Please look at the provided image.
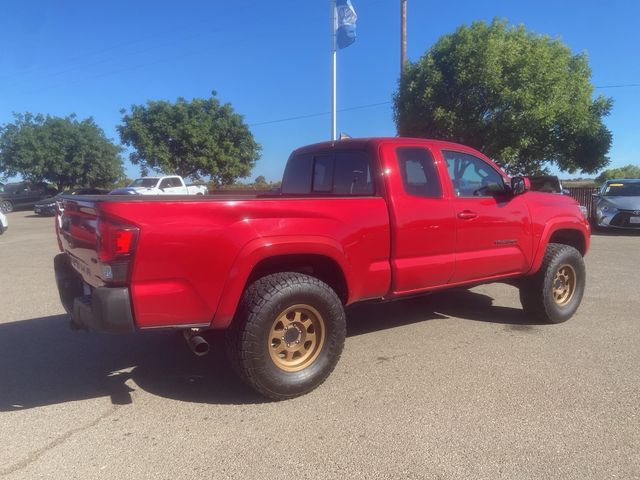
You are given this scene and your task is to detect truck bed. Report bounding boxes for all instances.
[58,194,392,330]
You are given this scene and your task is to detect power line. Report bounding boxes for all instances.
[595,83,640,89]
[250,82,640,127]
[249,101,391,127]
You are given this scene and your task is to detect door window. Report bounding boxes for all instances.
[443,151,505,197]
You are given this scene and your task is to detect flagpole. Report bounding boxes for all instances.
[331,0,337,141]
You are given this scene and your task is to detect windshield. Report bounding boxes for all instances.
[604,182,640,196]
[129,178,158,188]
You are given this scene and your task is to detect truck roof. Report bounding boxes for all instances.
[291,137,491,157]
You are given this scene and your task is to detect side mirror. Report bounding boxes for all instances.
[511,176,530,196]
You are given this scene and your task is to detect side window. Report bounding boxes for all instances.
[312,155,334,192]
[333,151,374,195]
[443,151,505,197]
[397,147,442,198]
[159,178,172,189]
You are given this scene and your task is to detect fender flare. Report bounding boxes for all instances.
[211,235,353,328]
[528,217,590,275]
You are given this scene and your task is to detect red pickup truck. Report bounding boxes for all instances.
[54,138,590,399]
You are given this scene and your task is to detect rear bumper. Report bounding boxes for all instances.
[54,253,136,333]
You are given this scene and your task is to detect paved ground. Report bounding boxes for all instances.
[0,211,638,479]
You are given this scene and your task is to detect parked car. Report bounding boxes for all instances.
[109,176,207,195]
[529,175,564,194]
[54,137,590,400]
[34,188,109,216]
[0,182,57,213]
[591,179,640,230]
[0,210,7,234]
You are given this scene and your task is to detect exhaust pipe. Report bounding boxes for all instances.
[183,329,210,357]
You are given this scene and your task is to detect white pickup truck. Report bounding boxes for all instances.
[111,176,208,195]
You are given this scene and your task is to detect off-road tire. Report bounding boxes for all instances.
[226,272,346,400]
[519,243,585,324]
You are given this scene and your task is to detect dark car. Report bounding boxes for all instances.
[592,179,640,230]
[529,175,569,194]
[34,188,109,216]
[0,182,57,213]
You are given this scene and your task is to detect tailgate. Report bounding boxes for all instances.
[58,197,138,288]
[58,198,103,287]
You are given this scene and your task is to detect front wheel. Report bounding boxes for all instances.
[226,272,346,400]
[519,243,586,324]
[0,200,13,213]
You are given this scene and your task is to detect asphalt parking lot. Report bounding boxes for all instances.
[0,211,638,480]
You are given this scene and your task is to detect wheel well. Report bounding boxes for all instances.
[548,229,586,255]
[247,254,348,304]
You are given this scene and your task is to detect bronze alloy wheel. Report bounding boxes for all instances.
[552,264,577,307]
[268,304,325,372]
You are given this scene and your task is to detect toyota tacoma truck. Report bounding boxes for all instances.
[54,138,590,399]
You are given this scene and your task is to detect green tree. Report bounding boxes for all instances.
[254,175,267,186]
[118,92,261,185]
[0,113,124,190]
[595,164,640,184]
[394,19,613,175]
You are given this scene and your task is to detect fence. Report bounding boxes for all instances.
[565,187,598,219]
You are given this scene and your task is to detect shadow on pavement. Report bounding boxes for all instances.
[347,288,541,338]
[0,290,535,410]
[0,315,261,411]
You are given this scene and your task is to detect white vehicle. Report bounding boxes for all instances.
[110,176,207,195]
[0,211,7,235]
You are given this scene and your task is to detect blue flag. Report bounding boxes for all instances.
[336,0,357,49]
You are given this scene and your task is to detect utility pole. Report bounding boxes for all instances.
[400,0,407,77]
[331,0,337,141]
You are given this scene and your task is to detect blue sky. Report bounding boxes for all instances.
[1,0,638,182]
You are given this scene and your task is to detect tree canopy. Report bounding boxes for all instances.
[394,19,613,175]
[0,113,124,190]
[117,93,261,185]
[595,164,640,184]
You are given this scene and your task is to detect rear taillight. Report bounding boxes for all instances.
[96,218,139,285]
[96,218,140,285]
[97,219,139,262]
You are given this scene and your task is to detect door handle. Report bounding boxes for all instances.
[458,210,478,220]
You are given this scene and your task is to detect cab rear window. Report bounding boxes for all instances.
[282,151,374,196]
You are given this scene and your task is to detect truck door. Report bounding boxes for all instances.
[441,150,532,283]
[160,177,186,194]
[383,144,456,294]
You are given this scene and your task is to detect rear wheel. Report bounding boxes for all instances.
[0,200,13,213]
[519,243,585,323]
[226,272,346,400]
